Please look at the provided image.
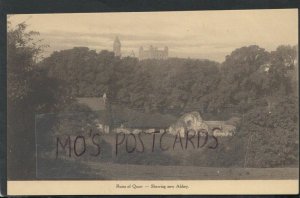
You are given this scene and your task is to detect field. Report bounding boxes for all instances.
[80,161,298,180]
[37,151,298,180]
[37,133,299,180]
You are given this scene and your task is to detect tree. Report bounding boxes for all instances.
[240,96,298,167]
[7,22,72,179]
[267,45,297,95]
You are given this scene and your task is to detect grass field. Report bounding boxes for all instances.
[80,161,298,180]
[37,155,299,180]
[38,133,298,180]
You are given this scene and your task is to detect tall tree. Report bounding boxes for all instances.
[7,22,72,179]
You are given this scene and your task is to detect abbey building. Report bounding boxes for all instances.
[112,36,168,60]
[139,45,168,60]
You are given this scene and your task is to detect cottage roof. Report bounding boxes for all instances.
[111,106,177,129]
[205,121,225,128]
[123,113,177,129]
[76,97,105,111]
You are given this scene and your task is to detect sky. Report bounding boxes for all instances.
[9,9,298,62]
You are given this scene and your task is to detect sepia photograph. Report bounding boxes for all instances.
[6,8,299,194]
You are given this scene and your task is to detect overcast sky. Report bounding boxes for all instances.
[9,9,298,62]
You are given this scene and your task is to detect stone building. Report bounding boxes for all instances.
[168,111,237,137]
[139,45,168,60]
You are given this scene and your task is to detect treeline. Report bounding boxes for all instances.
[39,43,298,168]
[40,48,220,115]
[41,45,298,118]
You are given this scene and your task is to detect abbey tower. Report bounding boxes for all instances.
[113,36,121,57]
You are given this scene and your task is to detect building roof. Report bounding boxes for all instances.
[123,113,177,129]
[74,99,176,128]
[205,120,236,134]
[111,106,177,129]
[76,97,106,111]
[205,121,225,128]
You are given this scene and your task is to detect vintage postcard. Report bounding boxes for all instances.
[6,9,299,195]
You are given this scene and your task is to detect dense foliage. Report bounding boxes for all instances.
[8,21,298,177]
[7,22,73,179]
[39,44,299,168]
